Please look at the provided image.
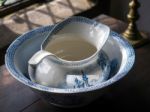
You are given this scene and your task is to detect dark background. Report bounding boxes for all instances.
[110,0,150,33]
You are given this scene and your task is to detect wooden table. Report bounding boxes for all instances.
[1,15,150,112]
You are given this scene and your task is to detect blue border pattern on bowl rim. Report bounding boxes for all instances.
[5,25,135,94]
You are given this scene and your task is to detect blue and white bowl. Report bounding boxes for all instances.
[5,25,135,108]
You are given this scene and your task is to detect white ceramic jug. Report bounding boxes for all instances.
[28,17,110,88]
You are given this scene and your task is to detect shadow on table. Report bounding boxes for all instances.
[33,94,150,112]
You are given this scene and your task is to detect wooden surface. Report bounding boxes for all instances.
[1,15,150,112]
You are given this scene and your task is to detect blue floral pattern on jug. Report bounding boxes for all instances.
[97,52,107,70]
[74,71,90,88]
[109,58,118,78]
[69,51,110,89]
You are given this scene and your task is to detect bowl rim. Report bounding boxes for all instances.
[5,25,135,94]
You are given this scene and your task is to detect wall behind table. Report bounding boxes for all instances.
[110,0,150,33]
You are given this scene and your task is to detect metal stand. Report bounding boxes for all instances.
[122,0,149,48]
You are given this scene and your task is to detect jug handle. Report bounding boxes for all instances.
[28,50,51,80]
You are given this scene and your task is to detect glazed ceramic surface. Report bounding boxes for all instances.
[5,25,135,108]
[28,17,110,89]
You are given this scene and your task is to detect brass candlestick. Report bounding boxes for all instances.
[122,0,149,48]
